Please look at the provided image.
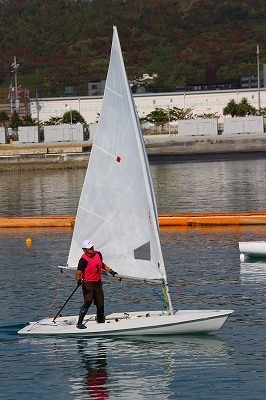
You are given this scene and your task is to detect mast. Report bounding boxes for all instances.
[164,279,174,315]
[113,26,174,314]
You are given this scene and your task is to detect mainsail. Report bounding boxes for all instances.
[67,27,170,295]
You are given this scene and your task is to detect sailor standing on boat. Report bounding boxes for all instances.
[75,239,117,329]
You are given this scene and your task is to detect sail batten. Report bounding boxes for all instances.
[93,144,122,160]
[78,206,105,219]
[105,86,123,97]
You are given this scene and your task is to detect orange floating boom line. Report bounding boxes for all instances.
[0,216,76,228]
[159,212,266,226]
[2,212,266,228]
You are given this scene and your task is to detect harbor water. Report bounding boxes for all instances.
[0,156,266,399]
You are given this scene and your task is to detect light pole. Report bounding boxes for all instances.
[65,105,73,141]
[168,98,173,135]
[257,44,261,110]
[10,56,19,111]
[167,106,170,135]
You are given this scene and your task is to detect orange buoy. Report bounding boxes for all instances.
[25,237,32,247]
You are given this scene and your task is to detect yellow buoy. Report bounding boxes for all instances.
[26,237,32,247]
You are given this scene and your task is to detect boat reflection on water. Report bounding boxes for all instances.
[68,335,231,398]
[20,332,232,398]
[23,334,231,397]
[240,260,266,283]
[76,340,108,399]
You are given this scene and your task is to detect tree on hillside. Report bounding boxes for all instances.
[144,108,169,131]
[1,0,266,96]
[195,112,220,119]
[142,106,196,131]
[43,116,63,126]
[0,111,9,127]
[223,97,257,117]
[258,107,266,116]
[223,99,238,117]
[20,115,39,126]
[62,110,86,125]
[9,111,20,129]
[170,107,193,120]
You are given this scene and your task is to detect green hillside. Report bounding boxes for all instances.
[0,0,265,97]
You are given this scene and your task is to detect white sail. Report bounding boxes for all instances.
[67,27,167,285]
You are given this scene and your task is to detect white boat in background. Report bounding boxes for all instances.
[18,27,233,337]
[239,241,266,261]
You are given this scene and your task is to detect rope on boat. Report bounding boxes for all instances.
[44,268,180,319]
[46,267,74,317]
[151,287,167,310]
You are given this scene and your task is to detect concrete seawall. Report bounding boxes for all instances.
[0,152,90,171]
[2,212,266,228]
[1,133,266,171]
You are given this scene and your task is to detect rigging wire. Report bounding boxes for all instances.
[46,267,74,317]
[151,287,167,310]
[44,269,181,319]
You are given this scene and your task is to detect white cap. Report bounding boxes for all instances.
[82,239,94,249]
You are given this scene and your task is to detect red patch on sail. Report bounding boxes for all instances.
[116,156,121,162]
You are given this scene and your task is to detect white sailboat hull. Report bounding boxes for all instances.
[239,241,266,260]
[18,309,233,336]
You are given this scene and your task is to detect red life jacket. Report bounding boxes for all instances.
[81,251,103,282]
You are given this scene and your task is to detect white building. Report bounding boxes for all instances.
[30,87,266,126]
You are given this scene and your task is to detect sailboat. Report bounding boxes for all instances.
[239,241,266,261]
[18,27,233,336]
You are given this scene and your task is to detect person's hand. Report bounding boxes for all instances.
[109,269,118,277]
[77,279,83,286]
